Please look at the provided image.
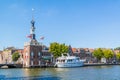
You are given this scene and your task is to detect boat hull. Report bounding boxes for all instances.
[56,62,84,68]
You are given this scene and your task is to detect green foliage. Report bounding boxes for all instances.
[93,48,103,60]
[103,49,114,59]
[49,42,69,58]
[12,52,20,61]
[116,53,120,60]
[93,48,114,63]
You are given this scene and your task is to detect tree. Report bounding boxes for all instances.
[60,43,68,54]
[116,53,120,61]
[49,42,68,58]
[103,49,114,59]
[12,52,20,61]
[93,48,103,62]
[103,49,114,63]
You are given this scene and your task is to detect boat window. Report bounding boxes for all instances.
[67,59,73,62]
[58,60,64,62]
[57,59,65,62]
[77,58,79,60]
[62,60,65,62]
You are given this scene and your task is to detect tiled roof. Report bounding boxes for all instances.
[72,48,77,52]
[89,48,94,53]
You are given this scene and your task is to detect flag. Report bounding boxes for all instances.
[27,34,32,39]
[40,36,44,40]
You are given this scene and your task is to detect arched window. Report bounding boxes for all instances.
[26,61,28,66]
[38,52,41,56]
[26,52,28,56]
[25,52,28,59]
[39,60,41,65]
[31,52,34,57]
[31,61,33,66]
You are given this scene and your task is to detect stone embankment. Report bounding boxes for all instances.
[84,63,120,66]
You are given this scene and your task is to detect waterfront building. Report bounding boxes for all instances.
[71,48,96,63]
[101,58,107,63]
[23,18,43,67]
[16,49,24,64]
[42,49,53,65]
[0,47,23,64]
[68,45,73,55]
[1,47,17,64]
[114,50,120,55]
[23,16,53,67]
[0,51,3,64]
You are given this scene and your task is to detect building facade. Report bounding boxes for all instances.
[23,19,43,67]
[0,47,23,64]
[0,51,3,64]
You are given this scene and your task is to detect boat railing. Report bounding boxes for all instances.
[80,59,86,62]
[62,53,70,57]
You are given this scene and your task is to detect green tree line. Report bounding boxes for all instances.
[49,42,69,58]
[93,48,115,63]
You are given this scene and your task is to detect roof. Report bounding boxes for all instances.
[0,51,2,54]
[89,48,94,53]
[5,47,16,50]
[72,48,78,53]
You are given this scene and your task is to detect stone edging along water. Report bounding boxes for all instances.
[0,63,120,68]
[84,63,120,67]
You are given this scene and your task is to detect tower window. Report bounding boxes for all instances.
[31,52,34,58]
[38,52,41,56]
[31,61,33,66]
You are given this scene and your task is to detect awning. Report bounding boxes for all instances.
[42,56,51,60]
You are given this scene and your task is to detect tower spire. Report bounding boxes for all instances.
[32,8,34,21]
[30,8,36,40]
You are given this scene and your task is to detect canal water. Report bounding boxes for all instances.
[0,65,120,80]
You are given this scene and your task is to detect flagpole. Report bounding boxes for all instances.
[40,36,44,49]
[32,8,34,20]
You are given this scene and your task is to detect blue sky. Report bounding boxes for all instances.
[0,0,120,50]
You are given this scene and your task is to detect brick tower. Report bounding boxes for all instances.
[23,18,42,67]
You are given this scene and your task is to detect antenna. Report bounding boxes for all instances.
[32,8,34,20]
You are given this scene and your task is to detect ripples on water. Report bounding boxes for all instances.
[0,65,120,80]
[0,76,61,80]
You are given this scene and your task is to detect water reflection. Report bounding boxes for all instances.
[91,65,113,69]
[54,68,69,72]
[1,68,62,80]
[24,68,42,77]
[5,76,61,80]
[0,66,120,80]
[23,68,67,79]
[22,68,69,80]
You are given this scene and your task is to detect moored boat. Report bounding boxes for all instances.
[55,54,85,68]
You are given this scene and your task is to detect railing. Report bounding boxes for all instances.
[24,42,42,46]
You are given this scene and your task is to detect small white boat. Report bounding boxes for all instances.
[1,66,8,68]
[55,54,85,68]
